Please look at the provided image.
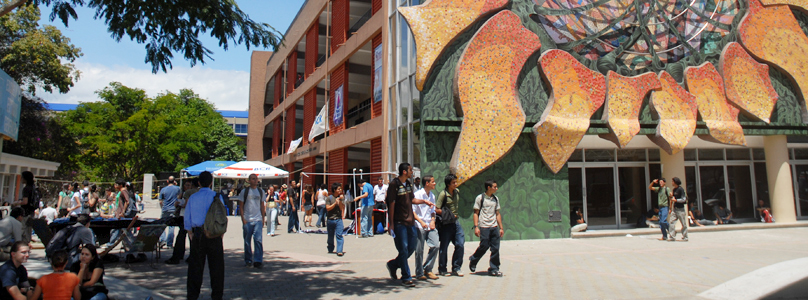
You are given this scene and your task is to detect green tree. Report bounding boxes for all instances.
[0,0,283,73]
[61,82,244,181]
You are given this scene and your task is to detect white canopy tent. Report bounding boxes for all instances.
[213,161,289,179]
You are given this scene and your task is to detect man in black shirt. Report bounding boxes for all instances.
[0,241,31,300]
[668,177,688,241]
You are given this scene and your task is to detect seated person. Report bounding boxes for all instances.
[0,208,23,262]
[70,244,109,300]
[570,206,587,232]
[0,241,31,300]
[30,250,81,300]
[97,197,114,219]
[39,202,58,224]
[65,214,97,265]
[636,207,660,228]
[755,200,773,223]
[689,205,716,226]
[713,204,736,224]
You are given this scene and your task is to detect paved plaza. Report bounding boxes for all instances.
[28,202,808,299]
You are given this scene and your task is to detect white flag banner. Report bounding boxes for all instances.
[308,102,329,141]
[287,137,303,154]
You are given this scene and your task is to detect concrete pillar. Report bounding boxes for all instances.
[143,174,154,202]
[660,150,687,190]
[764,135,797,223]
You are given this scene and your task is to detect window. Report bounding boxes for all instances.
[235,124,248,134]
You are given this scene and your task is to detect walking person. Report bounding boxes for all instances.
[159,177,181,249]
[648,178,672,241]
[385,163,435,287]
[373,177,388,210]
[316,184,328,228]
[303,185,314,227]
[326,183,345,256]
[668,177,688,241]
[165,179,197,264]
[68,182,83,216]
[287,181,300,233]
[468,180,505,277]
[57,183,72,213]
[185,171,225,300]
[413,175,439,280]
[436,173,465,277]
[266,186,279,236]
[238,174,266,268]
[15,171,38,244]
[353,179,375,237]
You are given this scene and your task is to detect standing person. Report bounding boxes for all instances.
[316,184,329,228]
[436,173,465,277]
[668,177,688,242]
[166,179,198,265]
[287,181,300,233]
[185,171,225,300]
[648,178,672,241]
[87,184,99,213]
[468,180,505,277]
[279,185,288,216]
[302,185,314,227]
[40,202,58,224]
[373,177,388,210]
[79,181,91,214]
[265,186,279,237]
[29,250,81,300]
[68,182,83,216]
[0,241,31,300]
[57,183,71,213]
[238,174,266,268]
[385,163,435,287]
[353,179,375,238]
[69,244,109,300]
[325,183,345,256]
[15,171,38,244]
[413,175,439,280]
[159,177,181,249]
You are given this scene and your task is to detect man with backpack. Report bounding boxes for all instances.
[185,171,225,300]
[46,214,94,265]
[468,179,504,277]
[237,174,266,268]
[648,178,673,241]
[668,177,688,241]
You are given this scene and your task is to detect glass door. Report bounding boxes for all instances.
[617,166,647,227]
[727,165,755,219]
[585,167,617,227]
[793,165,808,218]
[699,166,725,220]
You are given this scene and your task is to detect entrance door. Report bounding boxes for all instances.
[727,165,755,219]
[699,166,725,220]
[793,165,808,218]
[585,168,616,227]
[617,167,647,226]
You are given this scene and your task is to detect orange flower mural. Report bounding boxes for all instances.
[685,63,746,146]
[718,42,778,123]
[600,72,661,148]
[533,50,606,174]
[648,72,698,155]
[451,11,541,185]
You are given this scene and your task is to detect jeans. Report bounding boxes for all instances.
[267,207,278,235]
[288,209,300,233]
[242,221,264,264]
[88,292,108,300]
[20,216,31,244]
[360,205,373,236]
[469,227,501,273]
[387,224,417,281]
[414,227,439,277]
[659,206,670,239]
[438,220,465,273]
[187,228,224,300]
[668,207,688,239]
[159,211,176,247]
[326,219,344,253]
[169,217,187,261]
[316,205,327,227]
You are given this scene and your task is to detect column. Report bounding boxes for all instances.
[660,149,687,190]
[764,135,797,223]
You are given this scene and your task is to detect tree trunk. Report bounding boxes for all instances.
[0,0,28,18]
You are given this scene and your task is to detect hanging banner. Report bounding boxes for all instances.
[374,44,383,103]
[287,137,303,154]
[0,69,21,141]
[333,85,344,126]
[308,102,329,141]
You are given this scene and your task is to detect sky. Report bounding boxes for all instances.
[36,1,305,111]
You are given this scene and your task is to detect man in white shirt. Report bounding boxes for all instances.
[238,174,267,268]
[412,175,439,280]
[39,203,57,225]
[469,179,504,277]
[373,177,388,210]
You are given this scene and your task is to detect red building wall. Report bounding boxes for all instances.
[302,157,316,187]
[305,22,319,78]
[286,52,298,95]
[327,148,348,189]
[331,0,349,54]
[285,105,296,151]
[274,72,283,109]
[272,118,282,157]
[370,137,382,175]
[302,90,316,146]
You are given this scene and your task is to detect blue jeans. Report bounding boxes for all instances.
[326,219,344,253]
[360,205,373,236]
[316,205,327,227]
[388,224,417,281]
[159,211,176,247]
[288,209,300,233]
[88,292,108,300]
[659,206,670,239]
[267,207,278,235]
[242,221,264,264]
[438,220,465,273]
[469,227,501,273]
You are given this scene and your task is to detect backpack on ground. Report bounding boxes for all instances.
[203,195,228,238]
[45,225,78,258]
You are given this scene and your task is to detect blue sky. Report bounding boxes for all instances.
[37,1,305,110]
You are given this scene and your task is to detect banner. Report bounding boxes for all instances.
[0,69,21,141]
[374,44,383,103]
[287,137,303,154]
[308,102,329,141]
[333,85,344,126]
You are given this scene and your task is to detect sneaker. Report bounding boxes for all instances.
[489,271,503,277]
[386,263,398,280]
[451,271,464,277]
[426,272,439,280]
[254,262,263,269]
[245,262,253,268]
[682,238,688,242]
[416,275,427,281]
[667,238,675,242]
[165,259,180,265]
[438,271,452,277]
[469,258,477,273]
[401,280,416,287]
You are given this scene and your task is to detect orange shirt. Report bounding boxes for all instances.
[36,272,79,300]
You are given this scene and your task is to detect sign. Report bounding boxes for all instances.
[333,85,344,126]
[287,137,303,154]
[0,70,21,140]
[308,102,329,141]
[374,44,383,103]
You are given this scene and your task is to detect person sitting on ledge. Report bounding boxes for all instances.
[714,204,736,224]
[689,204,717,226]
[570,206,587,232]
[756,200,774,223]
[636,207,660,228]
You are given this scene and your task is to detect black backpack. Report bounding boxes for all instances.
[241,187,264,207]
[24,186,41,216]
[45,225,78,258]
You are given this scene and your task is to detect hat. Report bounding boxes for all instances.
[282,184,287,188]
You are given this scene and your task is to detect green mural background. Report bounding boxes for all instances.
[418,0,808,240]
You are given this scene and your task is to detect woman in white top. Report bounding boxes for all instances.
[266,185,279,236]
[68,182,83,216]
[316,184,329,228]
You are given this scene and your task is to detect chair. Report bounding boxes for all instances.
[120,223,166,268]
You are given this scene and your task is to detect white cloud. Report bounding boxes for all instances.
[38,60,250,111]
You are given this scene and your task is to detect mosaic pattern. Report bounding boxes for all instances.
[451,11,542,186]
[740,0,808,122]
[399,0,508,91]
[760,0,808,10]
[718,42,779,123]
[533,50,606,174]
[648,71,698,155]
[685,63,746,146]
[600,72,661,148]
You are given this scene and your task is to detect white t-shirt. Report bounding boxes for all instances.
[70,192,83,216]
[316,189,328,206]
[412,188,436,230]
[238,187,265,223]
[374,184,388,202]
[40,207,58,224]
[473,193,501,228]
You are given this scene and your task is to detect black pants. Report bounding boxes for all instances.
[170,217,187,261]
[187,227,224,300]
[469,227,500,273]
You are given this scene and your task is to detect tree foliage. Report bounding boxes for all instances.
[1,0,284,73]
[61,82,245,181]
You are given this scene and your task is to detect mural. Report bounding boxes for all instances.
[719,42,779,123]
[451,11,541,185]
[648,72,698,155]
[600,72,661,148]
[685,63,746,146]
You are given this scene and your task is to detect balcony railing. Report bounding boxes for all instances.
[348,9,372,36]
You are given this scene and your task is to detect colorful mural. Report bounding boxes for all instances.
[648,72,698,155]
[685,63,746,146]
[451,11,541,185]
[718,42,778,123]
[600,72,661,148]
